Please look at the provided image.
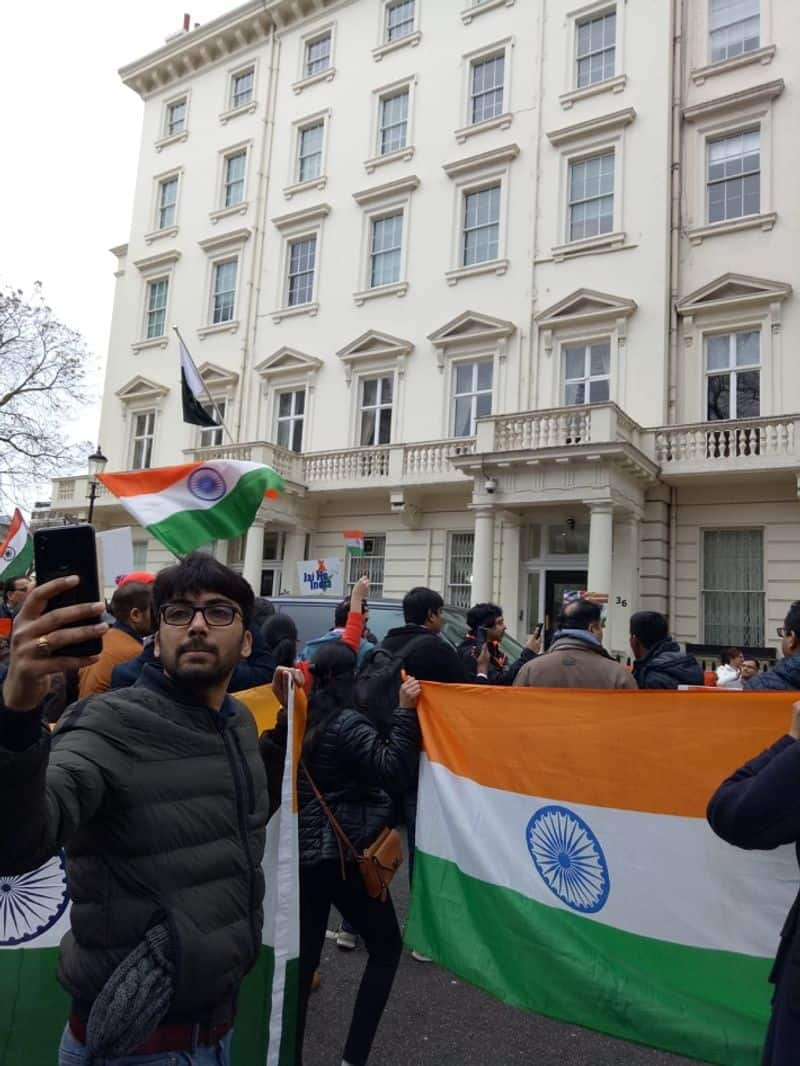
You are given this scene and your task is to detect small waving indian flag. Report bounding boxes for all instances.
[99,460,284,557]
[343,530,365,555]
[0,508,33,581]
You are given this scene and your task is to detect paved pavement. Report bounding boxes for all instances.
[303,862,707,1066]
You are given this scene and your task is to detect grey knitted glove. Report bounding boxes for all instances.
[85,921,175,1056]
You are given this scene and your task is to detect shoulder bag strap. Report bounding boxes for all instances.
[301,760,360,872]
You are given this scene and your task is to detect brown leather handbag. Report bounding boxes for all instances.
[302,763,403,903]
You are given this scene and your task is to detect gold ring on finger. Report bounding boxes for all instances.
[36,635,52,654]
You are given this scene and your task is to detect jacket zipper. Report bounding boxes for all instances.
[215,714,260,959]
[232,730,256,814]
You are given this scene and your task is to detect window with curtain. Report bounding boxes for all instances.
[369,213,403,288]
[385,0,415,41]
[145,278,168,339]
[223,151,246,207]
[379,89,409,155]
[702,529,764,645]
[276,389,305,452]
[131,410,156,470]
[347,535,386,598]
[157,177,178,230]
[453,360,493,438]
[305,32,332,76]
[575,8,616,87]
[569,152,614,241]
[470,53,505,125]
[463,184,500,266]
[448,532,474,608]
[707,129,760,223]
[231,68,254,109]
[212,259,238,323]
[563,340,611,405]
[360,376,393,446]
[287,236,317,306]
[298,122,324,182]
[710,0,759,63]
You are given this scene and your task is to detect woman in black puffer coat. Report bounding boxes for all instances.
[268,640,421,1066]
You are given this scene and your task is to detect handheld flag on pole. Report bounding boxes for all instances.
[176,327,230,435]
[0,509,33,581]
[343,530,365,556]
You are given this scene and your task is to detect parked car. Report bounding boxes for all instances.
[269,596,525,664]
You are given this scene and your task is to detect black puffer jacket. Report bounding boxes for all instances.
[294,705,420,867]
[632,639,704,689]
[380,624,467,683]
[0,666,268,1025]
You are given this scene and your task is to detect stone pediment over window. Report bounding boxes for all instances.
[196,362,239,388]
[336,330,413,383]
[677,274,792,317]
[255,347,323,380]
[536,289,637,329]
[115,376,169,404]
[428,310,516,371]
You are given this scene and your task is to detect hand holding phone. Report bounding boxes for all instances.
[33,526,104,658]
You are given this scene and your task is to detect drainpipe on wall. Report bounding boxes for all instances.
[669,485,678,633]
[667,0,685,427]
[527,0,547,411]
[236,22,279,444]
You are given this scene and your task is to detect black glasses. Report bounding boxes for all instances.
[160,601,242,627]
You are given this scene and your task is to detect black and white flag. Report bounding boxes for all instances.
[179,337,218,428]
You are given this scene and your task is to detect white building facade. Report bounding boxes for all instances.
[46,0,799,657]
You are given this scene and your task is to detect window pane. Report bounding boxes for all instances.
[378,406,392,444]
[454,396,473,437]
[455,362,474,394]
[381,376,393,402]
[288,236,316,306]
[232,69,254,108]
[564,347,585,380]
[306,33,331,75]
[471,54,504,124]
[299,123,324,182]
[291,419,303,453]
[477,361,493,390]
[590,342,610,375]
[575,11,616,88]
[386,0,415,41]
[360,408,376,446]
[363,378,377,406]
[736,370,760,417]
[565,382,586,405]
[295,390,306,415]
[380,90,409,155]
[589,378,610,403]
[706,334,731,371]
[447,532,474,609]
[278,392,293,417]
[707,130,760,222]
[735,330,760,366]
[475,391,492,419]
[707,374,730,420]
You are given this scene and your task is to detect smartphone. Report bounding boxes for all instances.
[33,525,103,657]
[476,625,489,648]
[534,623,543,640]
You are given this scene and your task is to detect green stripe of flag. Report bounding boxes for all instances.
[405,851,771,1066]
[147,468,283,557]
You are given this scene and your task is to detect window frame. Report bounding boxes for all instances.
[446,531,475,609]
[567,149,616,244]
[358,373,395,447]
[222,147,248,209]
[450,357,495,439]
[700,527,765,646]
[353,176,417,303]
[210,257,239,326]
[457,38,514,142]
[374,0,421,59]
[384,0,416,43]
[274,387,307,453]
[703,328,761,422]
[346,535,386,599]
[198,397,227,449]
[286,110,330,195]
[270,204,330,321]
[130,409,157,471]
[285,233,318,309]
[366,76,417,172]
[574,6,617,90]
[708,0,760,65]
[147,167,182,241]
[560,1,626,109]
[229,64,255,111]
[156,174,179,231]
[294,24,337,91]
[157,92,191,148]
[562,338,612,406]
[443,145,518,283]
[144,276,170,341]
[705,126,761,226]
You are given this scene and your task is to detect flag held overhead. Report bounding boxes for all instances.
[0,509,33,581]
[343,530,365,555]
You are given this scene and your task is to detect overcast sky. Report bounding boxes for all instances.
[0,1,230,444]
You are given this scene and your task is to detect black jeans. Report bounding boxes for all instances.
[296,859,403,1066]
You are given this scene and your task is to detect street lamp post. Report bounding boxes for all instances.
[87,445,108,525]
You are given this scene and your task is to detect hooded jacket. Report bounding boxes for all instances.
[514,631,637,690]
[379,624,467,683]
[745,652,800,692]
[0,666,268,1025]
[632,639,704,690]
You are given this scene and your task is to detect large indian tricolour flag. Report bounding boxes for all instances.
[0,682,303,1065]
[98,460,284,557]
[406,685,799,1066]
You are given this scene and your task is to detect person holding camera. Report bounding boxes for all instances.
[456,602,541,685]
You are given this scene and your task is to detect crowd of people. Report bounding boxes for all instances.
[2,557,800,1065]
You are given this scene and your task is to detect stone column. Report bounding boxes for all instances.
[608,513,641,656]
[498,513,522,637]
[242,522,264,594]
[586,501,614,599]
[281,530,308,594]
[471,507,495,604]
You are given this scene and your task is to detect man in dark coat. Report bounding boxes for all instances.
[746,601,800,691]
[456,601,540,685]
[0,552,268,1062]
[707,700,800,1065]
[630,611,704,689]
[380,587,467,684]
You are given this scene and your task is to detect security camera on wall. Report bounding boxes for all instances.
[484,477,498,495]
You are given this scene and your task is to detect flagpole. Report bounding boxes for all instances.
[173,326,236,445]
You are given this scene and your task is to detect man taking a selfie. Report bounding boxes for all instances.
[0,552,269,1065]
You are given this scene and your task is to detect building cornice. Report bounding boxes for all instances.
[119,0,339,99]
[682,78,784,122]
[546,107,636,147]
